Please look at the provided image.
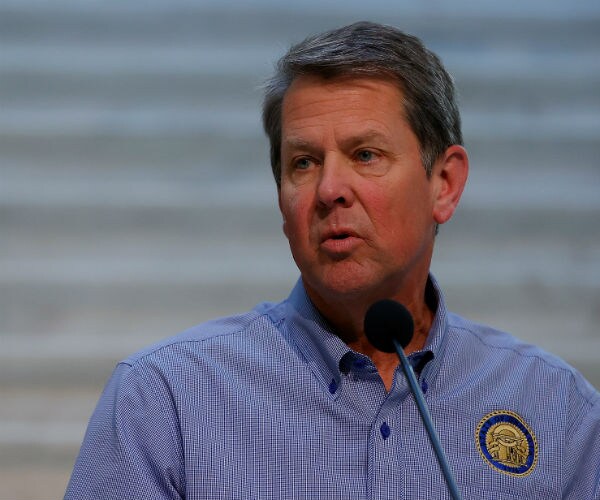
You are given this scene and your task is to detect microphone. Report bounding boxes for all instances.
[363,299,414,352]
[364,300,463,500]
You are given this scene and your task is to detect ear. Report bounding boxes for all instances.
[431,145,469,225]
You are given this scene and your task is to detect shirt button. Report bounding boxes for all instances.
[328,379,338,394]
[421,380,428,394]
[353,358,368,370]
[380,422,391,440]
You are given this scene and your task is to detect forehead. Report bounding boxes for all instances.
[283,74,404,113]
[281,75,409,143]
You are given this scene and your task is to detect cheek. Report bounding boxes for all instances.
[367,183,430,238]
[363,186,401,228]
[280,189,307,241]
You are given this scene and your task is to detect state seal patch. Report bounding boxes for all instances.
[476,410,537,477]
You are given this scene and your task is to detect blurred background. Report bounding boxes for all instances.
[1,1,599,498]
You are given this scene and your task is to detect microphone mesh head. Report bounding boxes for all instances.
[364,299,414,353]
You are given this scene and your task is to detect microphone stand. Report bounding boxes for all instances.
[392,338,463,500]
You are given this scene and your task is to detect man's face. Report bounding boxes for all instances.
[279,75,440,306]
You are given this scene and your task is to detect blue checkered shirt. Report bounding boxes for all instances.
[65,277,600,499]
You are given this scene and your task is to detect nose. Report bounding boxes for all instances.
[316,154,354,210]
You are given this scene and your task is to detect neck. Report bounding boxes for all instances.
[304,275,435,391]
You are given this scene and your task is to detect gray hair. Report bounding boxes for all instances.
[262,21,463,188]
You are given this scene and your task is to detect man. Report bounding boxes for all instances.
[65,22,600,499]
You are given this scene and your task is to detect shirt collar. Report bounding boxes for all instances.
[421,274,448,353]
[279,280,352,397]
[412,274,449,385]
[278,275,450,395]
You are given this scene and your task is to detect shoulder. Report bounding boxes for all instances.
[445,312,599,407]
[119,300,284,370]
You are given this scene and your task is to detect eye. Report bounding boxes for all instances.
[294,157,314,170]
[356,149,376,163]
[352,148,390,176]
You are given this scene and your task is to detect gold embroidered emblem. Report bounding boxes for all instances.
[476,410,537,477]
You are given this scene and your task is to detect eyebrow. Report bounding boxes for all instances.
[282,137,315,151]
[283,129,392,152]
[338,130,391,150]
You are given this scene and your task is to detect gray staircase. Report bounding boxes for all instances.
[1,2,599,498]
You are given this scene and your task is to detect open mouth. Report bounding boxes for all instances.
[320,230,359,255]
[320,229,358,251]
[331,233,350,240]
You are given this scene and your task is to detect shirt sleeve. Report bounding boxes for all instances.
[562,376,600,500]
[64,361,185,500]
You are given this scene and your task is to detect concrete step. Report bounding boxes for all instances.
[2,104,598,143]
[1,2,599,46]
[1,3,599,499]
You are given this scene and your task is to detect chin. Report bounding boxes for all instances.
[304,264,383,302]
